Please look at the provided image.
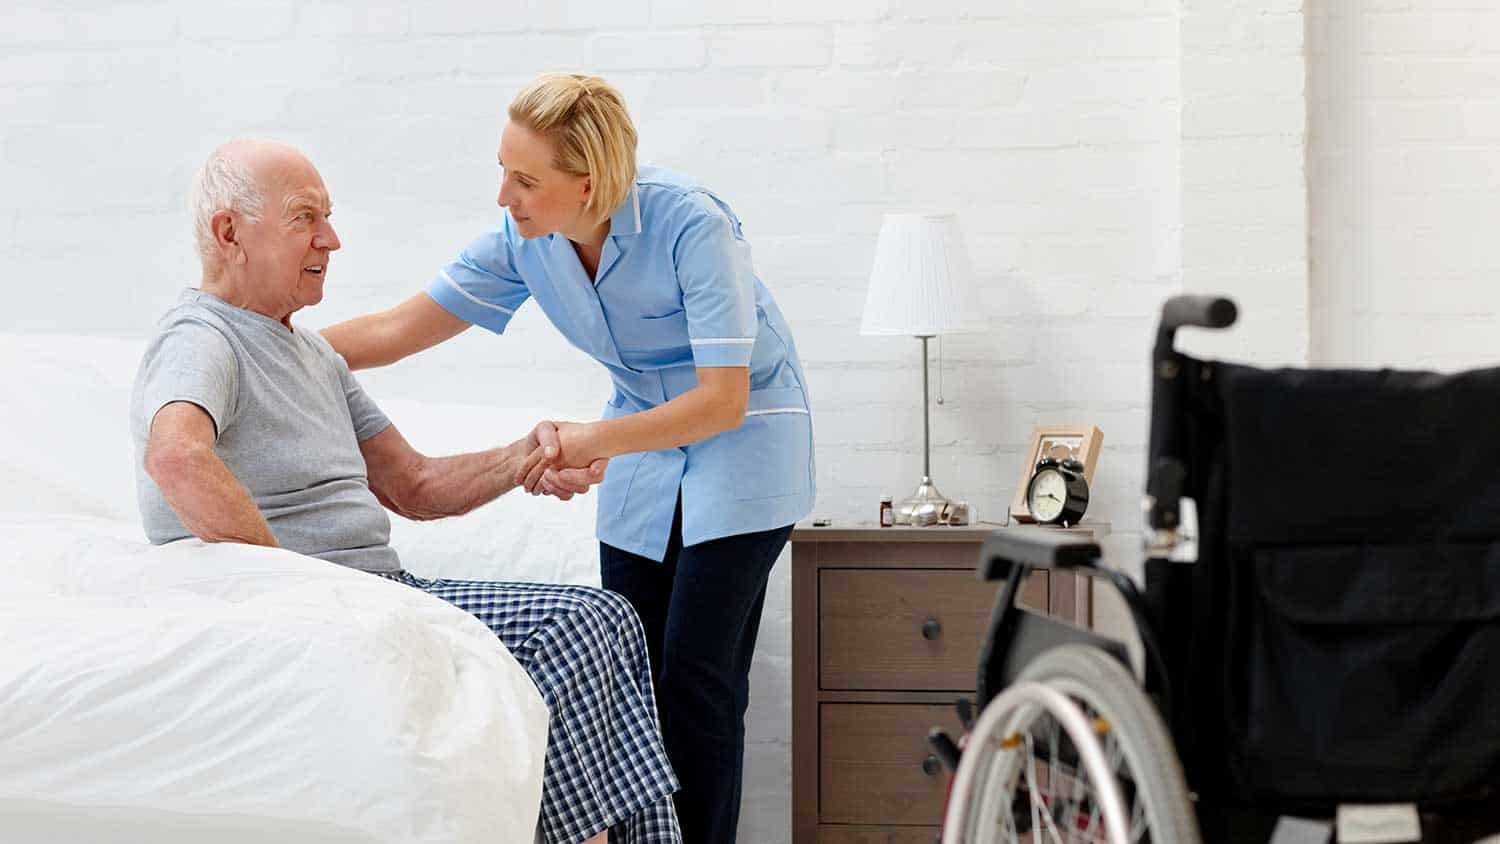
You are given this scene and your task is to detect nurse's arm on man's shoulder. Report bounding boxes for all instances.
[322,292,470,371]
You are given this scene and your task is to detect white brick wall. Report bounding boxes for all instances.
[0,2,1344,841]
[1309,1,1500,371]
[1178,0,1309,369]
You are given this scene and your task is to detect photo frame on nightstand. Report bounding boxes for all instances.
[1009,424,1103,523]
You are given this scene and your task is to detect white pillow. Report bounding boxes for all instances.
[0,334,144,522]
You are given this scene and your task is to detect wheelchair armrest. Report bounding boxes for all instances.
[979,529,1101,581]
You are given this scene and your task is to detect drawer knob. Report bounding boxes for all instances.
[921,754,942,776]
[921,617,942,640]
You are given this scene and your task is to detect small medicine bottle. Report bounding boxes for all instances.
[948,500,971,526]
[879,495,894,527]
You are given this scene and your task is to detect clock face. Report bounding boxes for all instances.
[1027,469,1068,522]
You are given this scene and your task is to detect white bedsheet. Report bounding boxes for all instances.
[0,512,549,843]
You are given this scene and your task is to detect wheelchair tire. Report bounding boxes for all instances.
[943,679,1133,844]
[1018,644,1201,844]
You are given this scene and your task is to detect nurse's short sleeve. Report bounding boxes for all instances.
[425,218,531,334]
[673,196,757,368]
[137,319,238,440]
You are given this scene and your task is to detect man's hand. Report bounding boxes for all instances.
[527,420,563,466]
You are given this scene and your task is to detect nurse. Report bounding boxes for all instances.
[323,73,814,842]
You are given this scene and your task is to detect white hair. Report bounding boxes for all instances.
[190,144,265,266]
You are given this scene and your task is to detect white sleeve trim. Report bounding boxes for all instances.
[744,407,810,417]
[689,337,755,346]
[439,269,515,315]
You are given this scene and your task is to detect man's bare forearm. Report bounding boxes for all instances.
[148,444,279,547]
[399,438,530,520]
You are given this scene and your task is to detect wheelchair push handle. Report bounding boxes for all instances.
[1155,295,1237,358]
[1161,295,1237,333]
[1147,295,1234,556]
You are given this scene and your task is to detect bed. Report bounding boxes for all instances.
[0,332,605,843]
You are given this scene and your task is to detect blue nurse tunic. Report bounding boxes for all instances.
[426,166,815,561]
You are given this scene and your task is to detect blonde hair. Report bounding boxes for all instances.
[508,73,638,225]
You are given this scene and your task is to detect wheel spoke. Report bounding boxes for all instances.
[940,648,1197,844]
[1026,732,1068,844]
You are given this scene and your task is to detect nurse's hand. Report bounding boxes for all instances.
[553,420,606,468]
[515,420,598,486]
[536,459,609,500]
[514,420,586,489]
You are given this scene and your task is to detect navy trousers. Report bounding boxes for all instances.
[600,499,792,844]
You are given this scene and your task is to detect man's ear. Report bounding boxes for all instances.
[210,210,246,266]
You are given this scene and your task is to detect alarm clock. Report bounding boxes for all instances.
[1025,457,1090,526]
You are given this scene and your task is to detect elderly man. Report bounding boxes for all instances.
[130,139,679,844]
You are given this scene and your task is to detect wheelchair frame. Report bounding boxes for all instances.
[936,296,1500,844]
[972,297,1234,722]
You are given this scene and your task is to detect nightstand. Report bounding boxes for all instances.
[789,522,1109,843]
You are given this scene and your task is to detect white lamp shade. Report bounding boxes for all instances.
[860,212,987,336]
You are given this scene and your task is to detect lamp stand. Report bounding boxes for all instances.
[896,335,953,525]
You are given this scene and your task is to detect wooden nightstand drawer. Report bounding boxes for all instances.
[791,524,1107,844]
[816,826,940,843]
[820,569,997,691]
[819,703,961,826]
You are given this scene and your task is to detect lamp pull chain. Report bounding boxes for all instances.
[935,335,944,405]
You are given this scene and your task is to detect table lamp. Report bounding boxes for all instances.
[860,212,986,524]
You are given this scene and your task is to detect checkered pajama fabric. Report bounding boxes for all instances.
[381,572,681,844]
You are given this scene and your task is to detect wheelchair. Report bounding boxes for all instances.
[930,296,1500,843]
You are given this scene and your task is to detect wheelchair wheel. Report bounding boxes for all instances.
[942,678,1130,844]
[942,645,1200,844]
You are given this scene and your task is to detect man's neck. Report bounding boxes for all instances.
[201,275,295,329]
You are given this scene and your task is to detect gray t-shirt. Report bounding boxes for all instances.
[130,288,401,573]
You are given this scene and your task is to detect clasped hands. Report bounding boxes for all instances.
[514,420,608,501]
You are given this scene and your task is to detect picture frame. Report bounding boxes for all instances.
[1009,425,1104,523]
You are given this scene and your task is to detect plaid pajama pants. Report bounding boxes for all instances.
[380,572,682,844]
